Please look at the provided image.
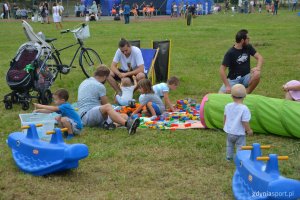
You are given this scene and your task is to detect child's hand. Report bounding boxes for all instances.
[132,75,136,80]
[246,129,253,136]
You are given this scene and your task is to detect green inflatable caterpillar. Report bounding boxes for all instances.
[200,94,300,138]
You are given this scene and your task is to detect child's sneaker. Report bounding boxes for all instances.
[66,134,74,140]
[226,157,233,162]
[126,117,140,135]
[63,132,68,138]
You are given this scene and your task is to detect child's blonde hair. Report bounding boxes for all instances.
[121,77,132,87]
[138,79,154,94]
[231,84,246,99]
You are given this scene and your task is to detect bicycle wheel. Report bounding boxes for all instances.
[79,48,102,78]
[44,54,60,81]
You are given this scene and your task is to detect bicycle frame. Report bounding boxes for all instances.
[50,38,86,69]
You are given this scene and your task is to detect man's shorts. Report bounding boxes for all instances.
[113,69,147,82]
[81,106,105,127]
[65,117,81,134]
[219,73,251,93]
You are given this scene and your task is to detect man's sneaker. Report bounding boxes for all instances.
[126,117,140,135]
[103,121,116,130]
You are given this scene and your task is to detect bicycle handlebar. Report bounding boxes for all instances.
[60,23,87,34]
[60,29,70,34]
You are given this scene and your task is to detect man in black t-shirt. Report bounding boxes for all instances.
[219,29,263,94]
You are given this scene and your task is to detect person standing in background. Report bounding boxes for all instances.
[44,1,50,23]
[273,0,279,15]
[123,2,131,24]
[291,0,297,11]
[3,1,9,19]
[58,2,64,21]
[52,2,63,29]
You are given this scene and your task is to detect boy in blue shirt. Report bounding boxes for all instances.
[223,84,253,161]
[152,76,179,112]
[34,89,82,140]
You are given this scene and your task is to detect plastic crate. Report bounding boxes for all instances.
[19,113,57,141]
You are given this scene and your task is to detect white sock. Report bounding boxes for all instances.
[106,116,113,124]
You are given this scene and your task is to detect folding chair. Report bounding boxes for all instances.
[140,48,159,84]
[129,40,141,48]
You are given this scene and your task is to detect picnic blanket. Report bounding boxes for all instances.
[115,99,205,130]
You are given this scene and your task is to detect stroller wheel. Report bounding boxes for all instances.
[39,89,52,105]
[11,93,19,103]
[21,102,29,110]
[4,101,13,110]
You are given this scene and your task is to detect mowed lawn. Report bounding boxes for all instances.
[0,10,300,199]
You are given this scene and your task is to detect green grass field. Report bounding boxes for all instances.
[0,11,300,199]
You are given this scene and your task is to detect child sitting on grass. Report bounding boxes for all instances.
[34,88,82,140]
[132,79,165,120]
[223,84,253,161]
[153,76,179,112]
[115,76,137,106]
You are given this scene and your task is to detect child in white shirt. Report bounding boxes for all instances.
[223,84,253,161]
[115,76,137,106]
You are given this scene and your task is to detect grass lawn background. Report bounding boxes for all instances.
[0,10,300,199]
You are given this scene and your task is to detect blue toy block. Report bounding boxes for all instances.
[7,124,88,176]
[233,143,300,200]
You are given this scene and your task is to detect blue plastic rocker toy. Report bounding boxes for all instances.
[7,124,88,176]
[233,143,300,200]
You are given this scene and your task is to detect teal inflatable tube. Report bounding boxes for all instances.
[200,94,300,138]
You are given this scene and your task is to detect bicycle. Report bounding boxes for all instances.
[44,23,102,81]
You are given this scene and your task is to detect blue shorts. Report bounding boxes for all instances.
[147,102,162,116]
[219,73,251,93]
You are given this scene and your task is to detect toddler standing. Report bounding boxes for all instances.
[223,84,253,161]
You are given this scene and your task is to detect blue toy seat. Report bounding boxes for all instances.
[7,124,88,176]
[233,143,300,200]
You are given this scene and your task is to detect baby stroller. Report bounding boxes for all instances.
[3,42,54,110]
[3,21,54,110]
